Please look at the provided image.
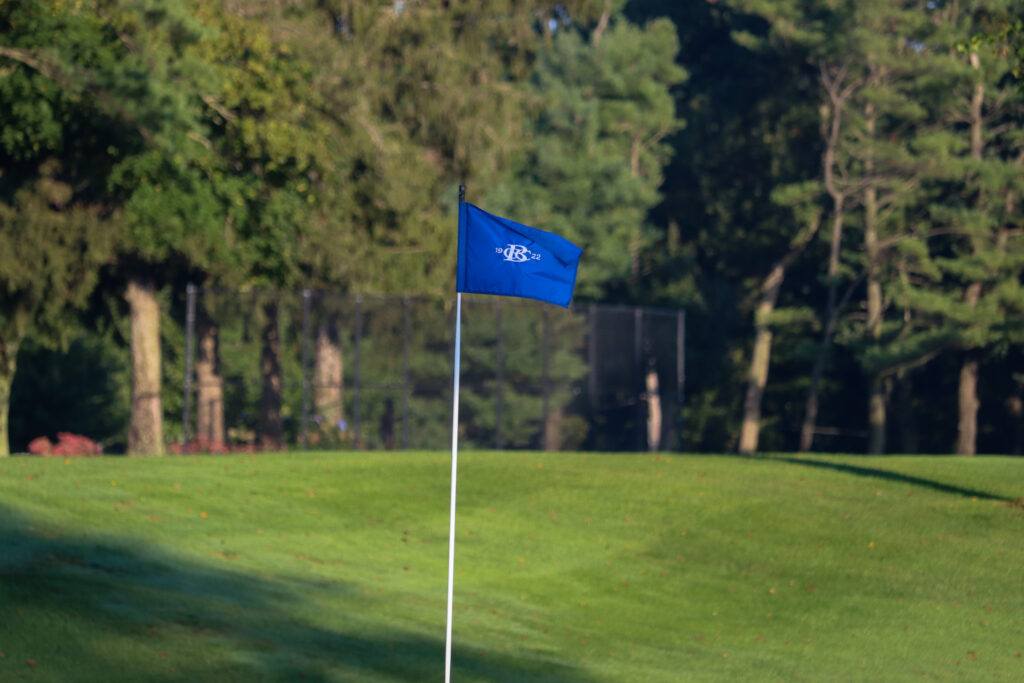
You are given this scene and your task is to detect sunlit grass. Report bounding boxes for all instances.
[1,452,1021,681]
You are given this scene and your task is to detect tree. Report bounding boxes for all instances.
[82,0,232,455]
[222,1,675,450]
[0,1,129,455]
[487,11,684,301]
[731,0,968,454]
[878,0,1024,455]
[629,0,824,452]
[0,178,114,456]
[738,193,820,453]
[844,2,939,454]
[98,0,328,453]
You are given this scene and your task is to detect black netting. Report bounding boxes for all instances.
[182,289,684,452]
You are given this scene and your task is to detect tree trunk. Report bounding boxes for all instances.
[259,301,284,450]
[956,283,982,456]
[956,357,979,456]
[955,54,985,457]
[739,262,786,454]
[799,211,844,453]
[195,309,225,450]
[314,315,344,431]
[894,370,918,454]
[543,404,562,452]
[867,376,887,455]
[645,366,662,452]
[0,334,20,457]
[1007,395,1023,456]
[800,62,852,452]
[1006,185,1020,456]
[591,10,610,45]
[864,103,886,455]
[126,276,164,455]
[741,208,821,454]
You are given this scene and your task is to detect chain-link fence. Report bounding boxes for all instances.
[181,287,685,452]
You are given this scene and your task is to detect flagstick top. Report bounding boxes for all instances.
[458,184,465,203]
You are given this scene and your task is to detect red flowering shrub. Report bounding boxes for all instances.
[27,433,102,456]
[27,436,53,455]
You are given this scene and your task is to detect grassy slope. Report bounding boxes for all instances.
[0,452,1022,682]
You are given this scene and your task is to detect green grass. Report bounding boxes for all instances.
[0,451,1022,682]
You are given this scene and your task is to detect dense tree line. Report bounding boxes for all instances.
[0,0,1021,456]
[630,0,1023,455]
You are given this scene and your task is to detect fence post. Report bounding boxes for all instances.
[182,283,197,450]
[635,308,644,451]
[542,306,551,451]
[495,300,504,450]
[402,296,411,450]
[353,295,362,448]
[300,288,312,451]
[588,303,598,407]
[677,310,685,451]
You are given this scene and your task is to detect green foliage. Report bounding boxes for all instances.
[0,0,123,348]
[487,16,686,300]
[961,8,1024,85]
[94,0,330,287]
[0,173,113,341]
[460,301,589,449]
[715,0,1024,451]
[5,0,1024,454]
[880,4,1024,378]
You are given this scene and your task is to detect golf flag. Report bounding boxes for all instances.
[456,202,582,308]
[446,191,582,682]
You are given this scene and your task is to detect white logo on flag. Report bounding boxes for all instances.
[497,244,542,263]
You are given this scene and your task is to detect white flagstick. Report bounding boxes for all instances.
[444,291,463,683]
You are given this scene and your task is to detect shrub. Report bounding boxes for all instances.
[27,436,54,455]
[27,433,103,456]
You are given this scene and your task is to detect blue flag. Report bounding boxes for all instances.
[456,202,582,308]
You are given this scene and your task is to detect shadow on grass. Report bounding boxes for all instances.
[0,505,594,682]
[756,456,1013,502]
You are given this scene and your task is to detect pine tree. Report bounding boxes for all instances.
[486,11,685,300]
[876,0,1024,455]
[707,0,856,452]
[734,0,968,454]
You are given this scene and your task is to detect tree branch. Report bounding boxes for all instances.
[201,94,237,122]
[592,7,611,46]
